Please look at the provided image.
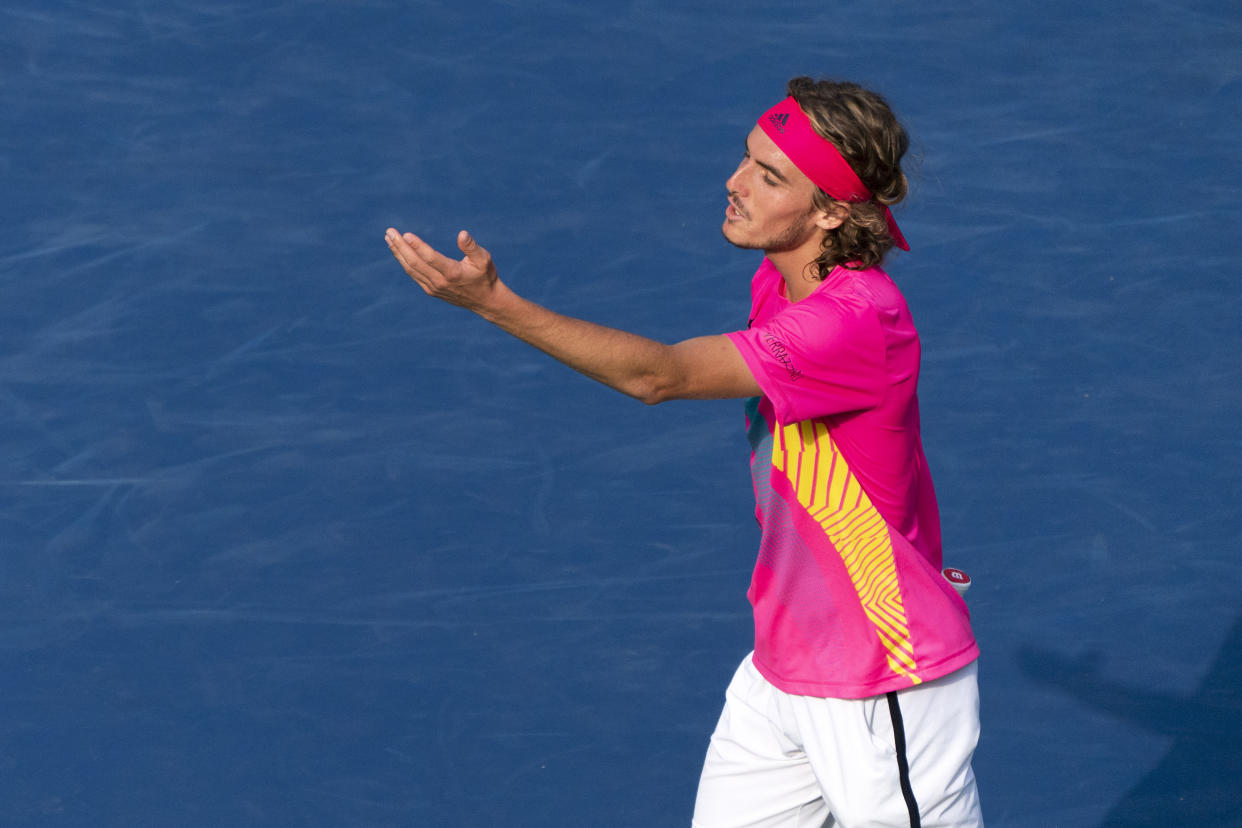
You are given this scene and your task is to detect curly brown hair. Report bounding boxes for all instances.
[786,77,910,275]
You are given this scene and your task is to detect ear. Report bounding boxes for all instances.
[813,202,849,232]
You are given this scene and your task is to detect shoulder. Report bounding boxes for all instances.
[815,264,904,307]
[803,265,915,332]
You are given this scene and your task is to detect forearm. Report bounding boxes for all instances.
[477,281,683,404]
[385,227,758,403]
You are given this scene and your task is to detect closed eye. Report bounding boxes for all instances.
[742,147,781,186]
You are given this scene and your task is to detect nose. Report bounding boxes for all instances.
[726,156,751,196]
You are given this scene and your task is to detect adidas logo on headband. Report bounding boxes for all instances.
[767,112,789,133]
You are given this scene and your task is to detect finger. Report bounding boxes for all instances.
[457,230,492,271]
[384,228,423,272]
[385,227,439,268]
[385,228,440,288]
[402,231,461,275]
[388,228,454,277]
[385,227,420,260]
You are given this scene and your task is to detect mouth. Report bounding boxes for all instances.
[726,196,748,221]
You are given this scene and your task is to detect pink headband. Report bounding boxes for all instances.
[758,97,909,251]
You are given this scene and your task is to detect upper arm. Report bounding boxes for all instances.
[653,334,760,402]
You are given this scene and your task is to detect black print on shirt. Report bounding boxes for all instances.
[763,332,802,382]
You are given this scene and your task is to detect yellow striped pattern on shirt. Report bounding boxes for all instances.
[772,419,921,685]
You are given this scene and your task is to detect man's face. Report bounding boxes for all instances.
[722,125,831,254]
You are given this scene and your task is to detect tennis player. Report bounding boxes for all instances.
[385,76,983,828]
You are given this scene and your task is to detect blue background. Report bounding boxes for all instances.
[2,1,1240,825]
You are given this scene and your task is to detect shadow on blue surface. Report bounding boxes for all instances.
[1020,616,1242,826]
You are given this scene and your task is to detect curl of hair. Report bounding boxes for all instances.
[786,77,910,275]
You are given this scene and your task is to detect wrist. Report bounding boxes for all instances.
[474,279,521,325]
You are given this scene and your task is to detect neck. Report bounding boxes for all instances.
[767,243,825,303]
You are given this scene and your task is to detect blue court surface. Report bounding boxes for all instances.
[3,1,1240,825]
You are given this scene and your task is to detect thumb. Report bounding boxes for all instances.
[457,230,491,269]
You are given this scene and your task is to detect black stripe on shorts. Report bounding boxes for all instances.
[885,691,921,828]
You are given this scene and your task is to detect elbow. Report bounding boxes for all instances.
[623,352,686,405]
[638,392,667,407]
[629,375,677,406]
[633,384,670,406]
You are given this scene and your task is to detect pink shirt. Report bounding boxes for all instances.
[725,258,978,698]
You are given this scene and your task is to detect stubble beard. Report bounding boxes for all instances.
[722,207,820,254]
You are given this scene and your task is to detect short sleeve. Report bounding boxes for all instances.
[725,289,887,424]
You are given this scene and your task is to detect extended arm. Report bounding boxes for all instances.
[385,228,760,405]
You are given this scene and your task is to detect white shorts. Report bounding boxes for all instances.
[692,655,983,828]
